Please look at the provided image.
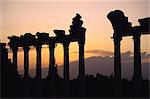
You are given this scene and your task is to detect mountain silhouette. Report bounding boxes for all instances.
[24,51,149,80]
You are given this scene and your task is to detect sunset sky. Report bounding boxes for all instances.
[0,0,150,71]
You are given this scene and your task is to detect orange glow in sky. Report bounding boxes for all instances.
[1,0,150,70]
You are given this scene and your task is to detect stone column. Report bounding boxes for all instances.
[48,43,55,76]
[132,28,142,97]
[113,33,122,97]
[133,32,142,80]
[78,41,85,79]
[23,46,30,78]
[113,35,122,80]
[63,41,70,81]
[36,45,42,79]
[63,41,70,97]
[35,45,42,97]
[48,42,56,97]
[78,41,85,97]
[12,47,18,75]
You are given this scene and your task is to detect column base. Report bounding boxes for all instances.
[132,75,143,81]
[23,73,30,79]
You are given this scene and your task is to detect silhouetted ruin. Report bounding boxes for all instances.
[107,10,150,97]
[1,12,149,98]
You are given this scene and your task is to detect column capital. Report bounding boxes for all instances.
[11,46,18,51]
[132,26,141,39]
[63,41,70,47]
[78,41,85,45]
[133,33,141,40]
[49,42,56,49]
[23,46,30,52]
[113,37,122,44]
[35,44,42,50]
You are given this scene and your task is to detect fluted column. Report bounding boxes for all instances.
[133,32,142,80]
[12,47,18,75]
[63,41,70,81]
[36,45,42,79]
[23,46,30,78]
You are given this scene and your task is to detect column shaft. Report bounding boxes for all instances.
[133,35,142,80]
[78,42,85,79]
[78,41,85,97]
[63,42,70,81]
[48,43,56,97]
[24,47,30,78]
[114,40,121,80]
[48,43,55,75]
[36,46,42,79]
[12,48,18,75]
[113,37,122,97]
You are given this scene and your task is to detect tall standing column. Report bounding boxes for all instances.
[78,41,85,97]
[48,42,56,97]
[35,45,42,97]
[78,41,85,79]
[133,32,142,80]
[114,37,122,80]
[113,33,122,97]
[63,41,70,97]
[36,45,42,79]
[63,42,70,81]
[48,43,55,76]
[23,46,30,78]
[12,47,18,76]
[132,28,142,97]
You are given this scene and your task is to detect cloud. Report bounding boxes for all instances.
[72,49,113,56]
[57,51,150,80]
[25,51,149,80]
[141,52,150,59]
